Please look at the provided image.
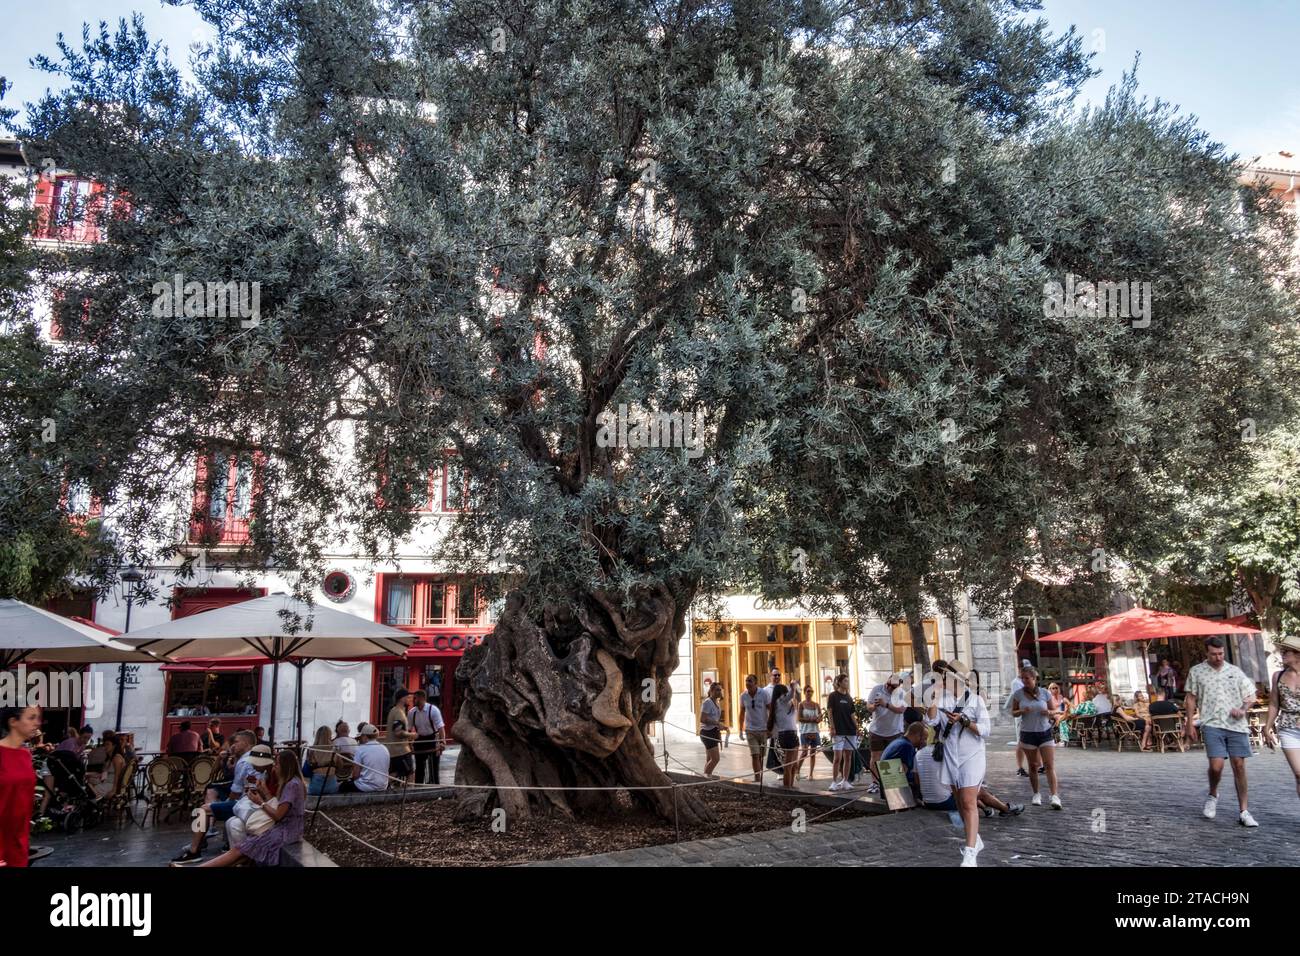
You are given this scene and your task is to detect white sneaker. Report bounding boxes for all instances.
[1031,793,1042,806]
[1049,794,1063,810]
[1239,810,1259,828]
[974,834,984,854]
[1203,794,1218,819]
[960,847,978,867]
[829,779,844,792]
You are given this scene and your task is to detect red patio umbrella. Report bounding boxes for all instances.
[1050,607,1259,643]
[1051,608,1259,693]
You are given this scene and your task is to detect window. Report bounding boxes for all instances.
[34,175,105,242]
[45,590,95,621]
[380,576,485,629]
[166,670,258,716]
[424,584,446,626]
[49,289,93,341]
[455,584,480,624]
[375,452,434,512]
[384,580,415,626]
[441,453,473,511]
[63,480,100,517]
[891,620,940,673]
[191,452,260,544]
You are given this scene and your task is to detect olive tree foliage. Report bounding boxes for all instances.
[13,0,1294,817]
[749,70,1299,664]
[1122,419,1300,645]
[0,78,119,603]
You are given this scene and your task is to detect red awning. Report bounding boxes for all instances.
[160,663,260,673]
[1051,607,1261,644]
[70,615,120,636]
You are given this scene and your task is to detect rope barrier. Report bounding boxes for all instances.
[301,744,759,792]
[300,719,877,866]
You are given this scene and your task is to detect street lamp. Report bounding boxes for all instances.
[116,567,145,733]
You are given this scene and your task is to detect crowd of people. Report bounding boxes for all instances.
[695,634,1300,866]
[166,686,445,865]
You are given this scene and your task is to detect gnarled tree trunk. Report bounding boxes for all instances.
[451,584,716,824]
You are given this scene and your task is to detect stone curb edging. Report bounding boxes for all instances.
[280,839,338,867]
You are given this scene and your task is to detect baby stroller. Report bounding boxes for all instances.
[43,750,104,833]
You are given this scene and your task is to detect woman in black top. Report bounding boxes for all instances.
[826,674,859,791]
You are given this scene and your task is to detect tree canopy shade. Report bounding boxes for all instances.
[9,0,1297,819]
[1124,419,1300,645]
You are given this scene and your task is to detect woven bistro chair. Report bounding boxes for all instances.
[1152,713,1187,753]
[1068,714,1098,749]
[187,754,219,809]
[141,757,186,825]
[1112,714,1143,752]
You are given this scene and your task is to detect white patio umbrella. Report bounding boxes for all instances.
[117,594,418,743]
[0,599,166,668]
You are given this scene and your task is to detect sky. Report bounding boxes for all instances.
[0,0,1298,160]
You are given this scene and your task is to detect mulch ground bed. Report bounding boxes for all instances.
[307,783,872,866]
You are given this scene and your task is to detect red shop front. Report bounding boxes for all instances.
[371,573,492,740]
[160,661,265,747]
[158,586,268,747]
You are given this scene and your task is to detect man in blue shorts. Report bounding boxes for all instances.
[1184,636,1260,827]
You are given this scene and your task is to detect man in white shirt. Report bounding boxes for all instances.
[738,674,772,783]
[332,721,358,784]
[340,723,392,793]
[1093,689,1113,714]
[409,689,446,785]
[866,673,907,793]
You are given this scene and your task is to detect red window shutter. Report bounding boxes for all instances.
[84,182,105,243]
[33,175,55,238]
[375,450,389,510]
[49,289,64,340]
[191,453,212,541]
[112,189,132,226]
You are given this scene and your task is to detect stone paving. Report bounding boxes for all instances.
[547,724,1300,866]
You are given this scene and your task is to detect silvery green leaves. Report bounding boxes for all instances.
[5,0,1295,645]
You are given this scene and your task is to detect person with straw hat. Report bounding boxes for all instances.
[1264,633,1300,803]
[925,660,992,867]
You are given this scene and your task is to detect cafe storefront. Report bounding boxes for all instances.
[687,607,862,733]
[367,572,495,739]
[160,661,262,745]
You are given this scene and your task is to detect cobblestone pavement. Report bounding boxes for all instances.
[548,726,1300,866]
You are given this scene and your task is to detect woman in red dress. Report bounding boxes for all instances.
[0,706,40,867]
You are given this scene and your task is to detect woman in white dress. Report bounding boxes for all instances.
[87,736,125,802]
[925,660,990,867]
